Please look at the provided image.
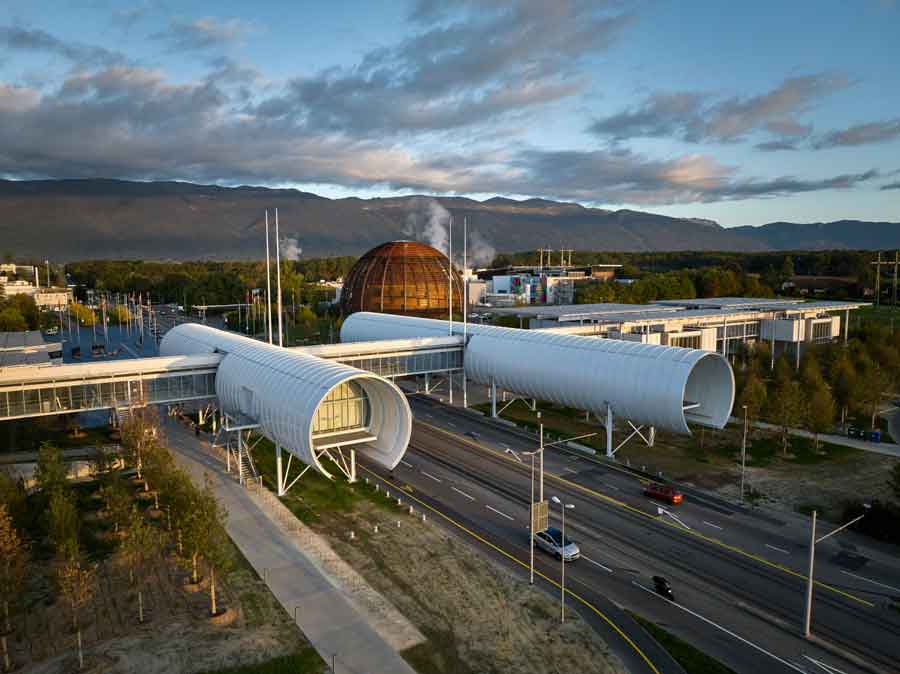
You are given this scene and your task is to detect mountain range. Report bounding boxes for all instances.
[1,179,897,262]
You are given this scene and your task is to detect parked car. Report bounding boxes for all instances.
[644,482,683,505]
[534,527,580,561]
[652,575,674,600]
[847,425,864,439]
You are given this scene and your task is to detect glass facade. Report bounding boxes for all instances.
[335,348,462,378]
[0,372,216,420]
[312,380,370,436]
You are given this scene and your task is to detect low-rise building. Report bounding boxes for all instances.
[485,297,864,366]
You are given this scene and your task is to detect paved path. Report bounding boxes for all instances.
[729,417,900,458]
[164,420,420,674]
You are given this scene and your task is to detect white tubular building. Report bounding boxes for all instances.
[160,324,411,480]
[341,312,734,434]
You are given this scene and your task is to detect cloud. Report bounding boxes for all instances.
[152,17,254,52]
[257,1,632,135]
[0,25,127,67]
[813,118,900,148]
[881,181,900,190]
[590,74,848,144]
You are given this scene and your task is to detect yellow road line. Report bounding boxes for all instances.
[416,421,875,609]
[360,464,663,674]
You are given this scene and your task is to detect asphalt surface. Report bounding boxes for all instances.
[361,395,900,674]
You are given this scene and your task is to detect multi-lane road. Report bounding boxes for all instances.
[361,395,900,674]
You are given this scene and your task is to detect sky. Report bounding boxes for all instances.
[0,0,898,226]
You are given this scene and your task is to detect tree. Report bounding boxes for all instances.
[48,490,79,553]
[119,508,162,623]
[56,545,95,671]
[770,380,805,456]
[738,370,767,429]
[0,472,27,532]
[101,473,132,536]
[806,385,835,450]
[800,353,825,390]
[858,366,890,430]
[120,408,161,483]
[69,303,96,326]
[0,505,27,672]
[0,308,26,332]
[34,442,68,496]
[181,475,229,616]
[831,357,856,430]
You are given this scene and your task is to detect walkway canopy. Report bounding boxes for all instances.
[160,324,411,479]
[341,312,734,434]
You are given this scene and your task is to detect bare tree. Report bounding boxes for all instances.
[0,505,27,673]
[57,546,95,671]
[120,407,162,484]
[182,475,229,615]
[119,508,162,623]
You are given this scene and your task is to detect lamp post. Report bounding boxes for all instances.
[538,411,544,502]
[803,506,868,637]
[505,444,543,585]
[550,496,574,623]
[740,404,748,503]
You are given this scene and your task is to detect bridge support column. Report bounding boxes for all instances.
[606,404,614,458]
[449,371,454,405]
[349,448,357,483]
[424,373,431,394]
[648,426,656,448]
[491,378,497,418]
[276,444,284,496]
[462,372,468,409]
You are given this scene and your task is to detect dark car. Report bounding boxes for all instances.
[652,575,674,600]
[644,482,683,505]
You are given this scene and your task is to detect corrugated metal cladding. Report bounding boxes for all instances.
[160,324,411,478]
[341,312,734,434]
[339,241,463,318]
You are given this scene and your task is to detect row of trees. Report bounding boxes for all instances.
[0,409,230,671]
[577,267,775,305]
[66,258,353,310]
[735,327,899,454]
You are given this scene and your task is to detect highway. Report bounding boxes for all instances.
[362,395,900,674]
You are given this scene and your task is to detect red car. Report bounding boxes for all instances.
[644,482,683,505]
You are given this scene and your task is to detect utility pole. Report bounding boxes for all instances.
[872,252,883,308]
[894,251,899,309]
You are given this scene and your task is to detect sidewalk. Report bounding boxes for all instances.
[729,417,900,458]
[164,419,421,674]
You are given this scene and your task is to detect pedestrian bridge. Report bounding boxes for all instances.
[0,335,464,422]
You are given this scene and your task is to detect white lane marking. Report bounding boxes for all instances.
[581,555,613,573]
[765,543,790,555]
[400,460,413,468]
[562,467,578,474]
[632,581,806,673]
[486,505,514,521]
[603,483,620,491]
[452,486,475,501]
[803,654,849,674]
[447,422,456,428]
[840,570,900,594]
[421,471,442,483]
[702,520,723,530]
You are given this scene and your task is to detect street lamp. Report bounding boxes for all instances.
[550,496,574,623]
[506,443,544,586]
[740,404,748,503]
[803,505,869,637]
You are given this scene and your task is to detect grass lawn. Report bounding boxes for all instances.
[630,613,737,674]
[853,304,900,329]
[248,434,401,524]
[199,649,324,674]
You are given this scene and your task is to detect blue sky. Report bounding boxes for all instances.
[0,0,898,226]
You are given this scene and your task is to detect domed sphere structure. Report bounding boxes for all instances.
[340,241,464,318]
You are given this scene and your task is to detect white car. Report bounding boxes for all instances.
[534,527,580,561]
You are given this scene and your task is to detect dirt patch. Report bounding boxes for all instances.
[6,480,322,674]
[309,488,626,674]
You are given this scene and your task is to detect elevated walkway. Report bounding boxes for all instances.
[0,354,220,421]
[0,335,464,422]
